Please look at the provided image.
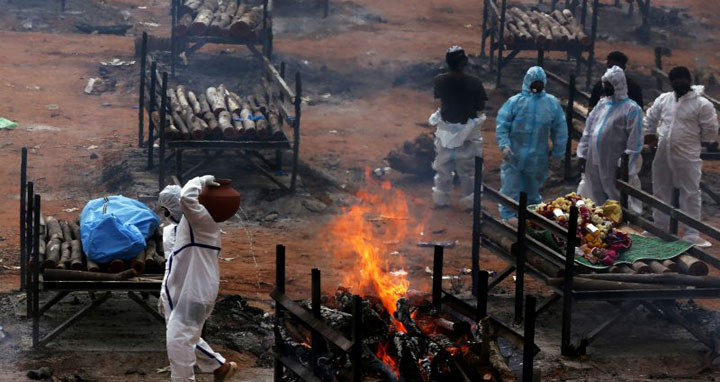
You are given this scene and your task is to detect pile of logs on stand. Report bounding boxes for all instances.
[175,0,265,39]
[34,216,165,281]
[502,7,591,46]
[278,287,517,381]
[149,82,285,141]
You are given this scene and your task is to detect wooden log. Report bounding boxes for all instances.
[46,217,64,242]
[482,221,563,277]
[481,317,517,382]
[184,109,208,139]
[59,220,73,243]
[172,111,191,138]
[547,277,679,290]
[229,6,263,38]
[143,240,160,269]
[206,87,226,115]
[86,258,100,272]
[198,93,213,115]
[187,91,202,115]
[662,259,681,272]
[38,239,46,259]
[166,88,181,115]
[176,86,192,113]
[217,110,236,139]
[247,95,268,138]
[239,101,257,139]
[510,7,546,44]
[68,221,81,241]
[175,13,194,37]
[532,11,553,43]
[609,264,634,273]
[59,242,72,268]
[69,240,83,270]
[225,89,241,114]
[190,8,214,35]
[44,238,62,269]
[676,255,709,276]
[180,0,204,15]
[44,268,137,282]
[130,250,146,275]
[208,3,234,35]
[648,260,673,274]
[151,111,181,139]
[552,9,569,25]
[561,9,590,45]
[631,261,652,274]
[202,111,220,135]
[108,259,125,273]
[39,215,47,242]
[578,273,720,288]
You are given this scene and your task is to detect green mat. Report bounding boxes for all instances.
[0,117,17,130]
[528,230,694,270]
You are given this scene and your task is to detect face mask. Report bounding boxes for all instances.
[530,82,544,94]
[672,83,691,97]
[603,84,615,97]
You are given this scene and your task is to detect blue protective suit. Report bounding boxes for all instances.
[496,66,568,219]
[577,66,643,208]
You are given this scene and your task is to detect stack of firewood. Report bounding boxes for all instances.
[175,0,265,38]
[149,83,285,141]
[502,7,590,46]
[35,216,165,276]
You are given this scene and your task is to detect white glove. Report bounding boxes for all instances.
[501,146,514,162]
[199,175,220,187]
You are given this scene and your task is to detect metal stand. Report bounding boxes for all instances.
[18,149,164,348]
[271,245,362,382]
[483,0,599,89]
[137,34,302,192]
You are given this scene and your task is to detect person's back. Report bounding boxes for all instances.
[434,71,487,124]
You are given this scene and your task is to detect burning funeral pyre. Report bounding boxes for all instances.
[276,180,516,382]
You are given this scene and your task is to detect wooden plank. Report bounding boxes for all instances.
[271,290,353,352]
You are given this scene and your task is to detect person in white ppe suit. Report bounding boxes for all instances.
[430,45,488,209]
[157,175,238,382]
[643,66,719,248]
[577,66,643,209]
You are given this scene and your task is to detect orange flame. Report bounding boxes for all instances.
[376,342,399,378]
[325,181,411,318]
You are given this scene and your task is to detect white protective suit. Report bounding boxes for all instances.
[159,176,226,381]
[577,66,643,209]
[644,85,719,241]
[429,109,485,209]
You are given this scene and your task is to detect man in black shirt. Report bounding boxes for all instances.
[429,46,487,209]
[588,51,644,111]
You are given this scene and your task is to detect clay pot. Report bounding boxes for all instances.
[198,179,241,222]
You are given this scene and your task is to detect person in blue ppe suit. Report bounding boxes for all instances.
[577,66,643,208]
[496,66,568,220]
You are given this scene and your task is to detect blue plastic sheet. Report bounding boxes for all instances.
[80,196,160,264]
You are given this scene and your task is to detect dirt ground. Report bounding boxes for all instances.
[1,0,720,380]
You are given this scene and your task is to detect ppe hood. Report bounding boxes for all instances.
[601,65,629,101]
[522,66,547,95]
